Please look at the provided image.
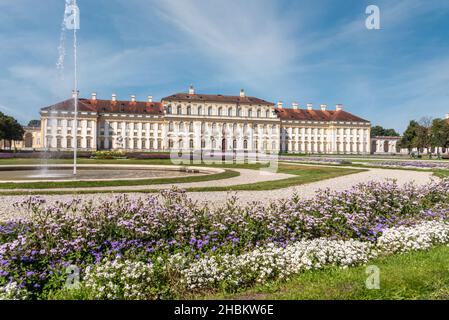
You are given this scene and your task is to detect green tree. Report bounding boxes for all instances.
[413,117,432,156]
[400,120,419,153]
[370,125,399,138]
[0,112,25,150]
[430,118,449,158]
[27,120,41,128]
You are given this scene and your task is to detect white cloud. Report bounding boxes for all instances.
[142,0,300,90]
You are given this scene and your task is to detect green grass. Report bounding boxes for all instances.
[0,162,363,195]
[434,170,449,178]
[187,164,364,192]
[201,245,449,300]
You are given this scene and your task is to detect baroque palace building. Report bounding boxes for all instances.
[39,86,371,154]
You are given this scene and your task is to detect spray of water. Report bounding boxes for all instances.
[37,0,79,179]
[56,0,71,78]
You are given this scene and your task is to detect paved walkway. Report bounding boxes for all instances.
[0,164,435,221]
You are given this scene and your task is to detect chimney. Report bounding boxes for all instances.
[189,85,195,95]
[131,95,136,102]
[336,104,343,111]
[91,92,97,100]
[147,95,153,103]
[71,90,79,99]
[277,101,284,109]
[240,89,246,97]
[112,93,117,102]
[307,103,313,111]
[292,102,299,110]
[320,104,327,111]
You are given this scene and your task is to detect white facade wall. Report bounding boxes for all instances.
[40,102,370,155]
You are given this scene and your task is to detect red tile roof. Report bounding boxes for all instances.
[275,108,370,123]
[41,98,164,115]
[162,93,275,106]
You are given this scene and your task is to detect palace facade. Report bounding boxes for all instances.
[39,87,371,154]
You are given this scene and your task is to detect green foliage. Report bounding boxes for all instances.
[0,112,24,145]
[430,118,449,154]
[92,150,127,159]
[27,120,41,128]
[370,125,399,138]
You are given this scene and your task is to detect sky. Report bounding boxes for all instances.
[0,0,449,133]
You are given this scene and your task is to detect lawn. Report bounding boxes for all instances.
[187,164,363,192]
[203,245,449,300]
[0,159,363,194]
[434,170,449,178]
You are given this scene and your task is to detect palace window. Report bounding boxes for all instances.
[168,139,173,149]
[244,140,248,149]
[257,109,261,117]
[208,107,213,116]
[66,137,72,148]
[198,106,203,116]
[187,106,192,115]
[248,109,253,117]
[169,122,174,131]
[87,138,92,149]
[167,105,172,114]
[237,108,242,117]
[228,108,233,117]
[218,107,222,116]
[266,110,270,118]
[177,105,182,115]
[189,122,194,132]
[57,138,62,149]
[189,139,194,149]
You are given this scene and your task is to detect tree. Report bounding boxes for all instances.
[370,125,399,138]
[27,120,41,128]
[414,117,432,156]
[0,112,25,150]
[400,120,419,153]
[430,118,449,158]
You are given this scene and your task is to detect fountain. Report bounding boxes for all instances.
[33,0,80,180]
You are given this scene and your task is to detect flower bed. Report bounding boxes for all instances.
[280,156,352,165]
[373,160,449,170]
[1,179,449,299]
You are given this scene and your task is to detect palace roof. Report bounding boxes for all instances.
[162,93,275,106]
[274,108,370,123]
[41,99,164,115]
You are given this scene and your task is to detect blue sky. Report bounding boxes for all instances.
[1,0,448,133]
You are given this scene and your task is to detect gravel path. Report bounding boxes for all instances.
[0,165,435,221]
[185,166,434,206]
